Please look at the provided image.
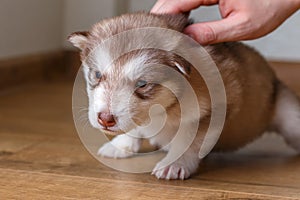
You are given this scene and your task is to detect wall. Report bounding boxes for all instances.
[0,0,117,58]
[244,13,300,62]
[0,0,63,59]
[129,0,156,12]
[129,0,300,62]
[0,1,299,61]
[63,0,116,47]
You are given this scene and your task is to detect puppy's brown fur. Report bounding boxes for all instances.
[69,12,300,179]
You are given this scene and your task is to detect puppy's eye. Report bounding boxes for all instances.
[135,80,148,88]
[95,71,102,80]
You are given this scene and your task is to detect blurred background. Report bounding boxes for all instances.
[1,0,299,62]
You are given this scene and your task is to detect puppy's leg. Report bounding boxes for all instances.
[98,133,142,158]
[152,146,200,180]
[272,84,300,152]
[152,123,202,180]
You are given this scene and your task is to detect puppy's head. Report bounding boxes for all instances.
[69,12,192,135]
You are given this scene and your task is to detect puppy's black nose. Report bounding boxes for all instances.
[98,112,116,128]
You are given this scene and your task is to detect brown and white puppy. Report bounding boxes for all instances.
[69,12,300,180]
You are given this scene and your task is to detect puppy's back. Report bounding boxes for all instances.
[206,42,277,150]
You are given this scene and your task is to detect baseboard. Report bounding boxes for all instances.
[63,50,81,79]
[269,61,300,90]
[269,61,300,69]
[0,50,82,90]
[0,49,299,90]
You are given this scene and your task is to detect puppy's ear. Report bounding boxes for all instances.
[68,31,89,50]
[171,55,192,77]
[174,61,190,77]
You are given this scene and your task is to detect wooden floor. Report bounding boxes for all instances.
[1,63,300,199]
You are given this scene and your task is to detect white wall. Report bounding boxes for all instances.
[0,0,117,58]
[128,0,156,12]
[244,13,300,62]
[0,1,299,61]
[63,0,116,47]
[0,0,63,59]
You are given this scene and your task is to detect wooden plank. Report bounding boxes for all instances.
[0,132,43,155]
[0,62,300,199]
[1,131,300,198]
[0,81,75,138]
[0,169,297,200]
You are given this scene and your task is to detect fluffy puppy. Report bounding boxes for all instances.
[69,12,300,180]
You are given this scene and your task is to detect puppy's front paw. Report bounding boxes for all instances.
[97,134,141,159]
[97,142,134,159]
[152,162,191,180]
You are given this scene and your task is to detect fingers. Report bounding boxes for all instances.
[151,0,300,44]
[184,14,247,45]
[151,0,218,14]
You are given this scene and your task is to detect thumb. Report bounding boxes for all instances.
[184,16,242,45]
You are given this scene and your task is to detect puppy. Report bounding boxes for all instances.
[69,12,300,180]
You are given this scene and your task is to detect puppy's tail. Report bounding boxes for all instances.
[272,82,300,152]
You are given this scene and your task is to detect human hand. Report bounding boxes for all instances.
[151,0,300,45]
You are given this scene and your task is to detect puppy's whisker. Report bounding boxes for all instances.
[77,108,89,114]
[78,113,89,123]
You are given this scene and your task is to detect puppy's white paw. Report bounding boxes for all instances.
[97,134,141,159]
[152,162,191,180]
[97,142,134,158]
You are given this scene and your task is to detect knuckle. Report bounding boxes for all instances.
[197,25,217,44]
